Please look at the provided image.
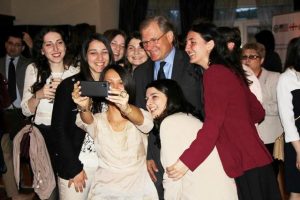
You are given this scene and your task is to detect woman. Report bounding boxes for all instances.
[145,79,238,199]
[242,42,283,176]
[125,31,148,73]
[166,21,281,200]
[277,37,300,200]
[21,27,79,199]
[103,29,126,65]
[51,33,114,199]
[72,64,158,199]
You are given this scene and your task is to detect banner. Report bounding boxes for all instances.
[272,12,300,64]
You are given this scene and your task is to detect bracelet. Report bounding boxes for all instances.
[121,104,132,116]
[77,105,91,113]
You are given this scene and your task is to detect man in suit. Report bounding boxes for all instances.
[0,29,33,200]
[133,16,203,199]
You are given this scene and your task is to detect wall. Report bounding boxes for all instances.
[0,0,119,33]
[0,0,12,15]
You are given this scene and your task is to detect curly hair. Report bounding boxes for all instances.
[31,26,69,93]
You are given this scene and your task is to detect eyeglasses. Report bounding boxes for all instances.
[241,55,261,60]
[140,32,167,48]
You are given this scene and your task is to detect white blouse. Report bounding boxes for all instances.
[21,63,80,126]
[277,68,300,142]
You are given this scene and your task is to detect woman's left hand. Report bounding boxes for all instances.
[106,88,129,113]
[166,159,189,181]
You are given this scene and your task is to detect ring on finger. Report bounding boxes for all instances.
[119,90,127,98]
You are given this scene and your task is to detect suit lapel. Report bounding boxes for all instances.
[171,49,185,81]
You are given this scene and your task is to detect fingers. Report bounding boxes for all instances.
[106,89,129,108]
[166,160,189,181]
[147,160,158,182]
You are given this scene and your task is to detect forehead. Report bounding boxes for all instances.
[187,31,203,40]
[141,22,163,38]
[128,38,141,46]
[112,34,125,42]
[242,48,258,54]
[43,32,62,41]
[146,87,163,95]
[104,69,121,79]
[7,36,22,44]
[88,40,106,49]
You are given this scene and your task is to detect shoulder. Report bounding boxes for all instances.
[161,112,200,127]
[205,64,235,79]
[134,59,153,75]
[263,68,280,80]
[278,68,294,83]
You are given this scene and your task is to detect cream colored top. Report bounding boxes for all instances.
[160,113,238,200]
[76,109,158,199]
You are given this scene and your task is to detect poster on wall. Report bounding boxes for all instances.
[272,11,300,64]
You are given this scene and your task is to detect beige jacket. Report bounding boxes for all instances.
[13,125,56,200]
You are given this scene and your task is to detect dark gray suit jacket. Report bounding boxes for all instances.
[133,48,203,199]
[0,55,31,99]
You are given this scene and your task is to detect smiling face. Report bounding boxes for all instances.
[110,34,125,62]
[41,32,66,64]
[146,87,167,119]
[87,40,110,80]
[126,38,148,66]
[141,22,173,61]
[185,31,213,69]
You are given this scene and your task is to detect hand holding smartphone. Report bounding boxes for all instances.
[80,81,109,97]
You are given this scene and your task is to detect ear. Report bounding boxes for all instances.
[41,49,45,55]
[21,45,25,52]
[260,57,264,65]
[166,31,174,44]
[206,40,215,52]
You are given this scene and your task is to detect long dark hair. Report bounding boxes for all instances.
[284,37,300,72]
[31,27,70,93]
[79,33,114,81]
[100,64,136,104]
[146,79,201,148]
[190,21,249,85]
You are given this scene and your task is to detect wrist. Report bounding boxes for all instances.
[121,104,132,116]
[77,105,91,113]
[33,92,40,100]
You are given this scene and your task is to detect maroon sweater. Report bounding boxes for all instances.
[180,64,272,178]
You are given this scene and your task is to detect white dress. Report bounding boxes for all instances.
[160,113,238,200]
[76,109,158,200]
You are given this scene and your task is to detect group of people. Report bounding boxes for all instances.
[0,15,299,200]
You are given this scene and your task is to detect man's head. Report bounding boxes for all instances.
[5,30,24,58]
[139,16,176,61]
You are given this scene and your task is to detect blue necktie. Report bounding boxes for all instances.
[157,61,166,80]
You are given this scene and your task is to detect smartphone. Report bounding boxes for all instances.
[80,81,109,97]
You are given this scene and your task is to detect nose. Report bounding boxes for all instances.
[185,43,191,52]
[53,43,59,51]
[97,53,104,61]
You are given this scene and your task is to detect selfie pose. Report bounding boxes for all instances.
[72,64,158,199]
[51,33,114,200]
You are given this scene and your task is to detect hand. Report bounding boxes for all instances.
[106,88,129,112]
[72,81,91,111]
[35,83,56,100]
[68,170,87,192]
[296,152,300,171]
[166,159,189,181]
[147,160,158,182]
[22,32,33,49]
[50,77,62,90]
